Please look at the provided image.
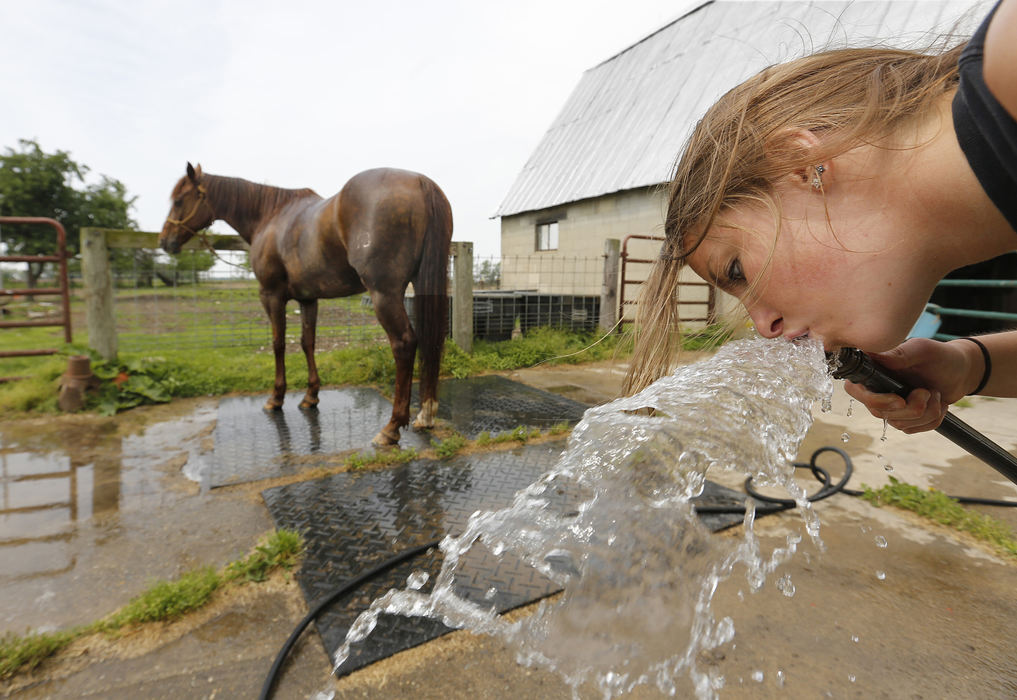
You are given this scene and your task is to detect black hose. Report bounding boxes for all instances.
[259,539,441,700]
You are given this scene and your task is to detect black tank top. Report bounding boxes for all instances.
[953,0,1017,232]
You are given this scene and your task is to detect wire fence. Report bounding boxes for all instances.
[110,250,379,353]
[471,254,605,341]
[109,251,608,353]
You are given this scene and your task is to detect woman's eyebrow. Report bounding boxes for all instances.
[704,256,726,289]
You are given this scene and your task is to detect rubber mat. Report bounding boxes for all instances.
[261,440,771,676]
[206,388,431,488]
[413,374,590,437]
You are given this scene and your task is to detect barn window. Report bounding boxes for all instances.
[536,221,559,251]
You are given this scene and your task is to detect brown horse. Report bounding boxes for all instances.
[159,163,452,446]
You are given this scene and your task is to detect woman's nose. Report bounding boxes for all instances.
[749,308,784,338]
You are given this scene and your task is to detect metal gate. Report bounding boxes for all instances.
[618,234,715,326]
[0,217,72,364]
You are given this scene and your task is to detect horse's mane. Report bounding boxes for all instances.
[179,173,318,223]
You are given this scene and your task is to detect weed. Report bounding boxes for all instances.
[474,425,542,446]
[224,529,303,584]
[0,629,78,679]
[346,447,419,470]
[102,567,221,630]
[862,477,1017,557]
[432,432,468,459]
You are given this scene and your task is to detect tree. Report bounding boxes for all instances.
[155,245,216,286]
[0,139,136,288]
[475,259,501,288]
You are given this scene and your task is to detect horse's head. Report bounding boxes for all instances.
[160,162,214,254]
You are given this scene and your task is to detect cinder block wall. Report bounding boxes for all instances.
[497,187,739,327]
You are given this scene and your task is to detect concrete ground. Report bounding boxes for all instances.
[4,356,1017,699]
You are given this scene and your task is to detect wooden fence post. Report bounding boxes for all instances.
[450,241,473,353]
[80,227,117,361]
[600,237,620,331]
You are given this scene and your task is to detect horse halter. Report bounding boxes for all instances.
[166,183,214,236]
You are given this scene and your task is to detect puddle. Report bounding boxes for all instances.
[0,399,274,635]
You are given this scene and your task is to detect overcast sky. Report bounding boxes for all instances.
[0,0,700,260]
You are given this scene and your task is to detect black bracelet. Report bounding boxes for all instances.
[960,336,992,395]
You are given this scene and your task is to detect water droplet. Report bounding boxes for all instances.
[406,571,429,590]
[751,670,764,683]
[848,674,857,683]
[874,535,888,549]
[776,670,785,687]
[876,570,886,580]
[776,573,796,597]
[840,432,850,443]
[851,634,859,643]
[846,399,854,417]
[484,587,498,600]
[883,462,894,473]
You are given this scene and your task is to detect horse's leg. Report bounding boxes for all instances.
[260,291,288,411]
[369,290,417,446]
[298,299,320,409]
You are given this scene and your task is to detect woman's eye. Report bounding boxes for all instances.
[726,258,745,284]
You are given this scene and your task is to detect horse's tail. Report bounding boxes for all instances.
[414,177,453,402]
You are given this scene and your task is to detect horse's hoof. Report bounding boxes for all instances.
[371,429,400,447]
[413,400,438,431]
[299,400,319,411]
[263,402,283,412]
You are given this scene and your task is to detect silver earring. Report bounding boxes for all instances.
[811,164,825,189]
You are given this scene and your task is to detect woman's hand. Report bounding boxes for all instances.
[842,337,983,434]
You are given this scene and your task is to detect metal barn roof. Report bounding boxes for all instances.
[495,0,990,218]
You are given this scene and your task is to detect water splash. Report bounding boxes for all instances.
[332,338,833,698]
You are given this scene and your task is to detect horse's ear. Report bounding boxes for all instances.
[186,162,196,182]
[194,163,203,180]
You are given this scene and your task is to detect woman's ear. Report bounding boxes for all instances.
[775,129,831,192]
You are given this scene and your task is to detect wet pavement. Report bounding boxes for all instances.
[3,358,1017,698]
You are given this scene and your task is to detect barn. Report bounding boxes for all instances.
[494,0,992,327]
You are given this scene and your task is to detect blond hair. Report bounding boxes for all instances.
[622,42,965,395]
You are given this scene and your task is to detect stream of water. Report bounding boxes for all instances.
[331,337,833,698]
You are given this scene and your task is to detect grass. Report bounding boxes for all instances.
[0,280,731,421]
[0,529,303,680]
[432,432,468,459]
[862,477,1017,558]
[0,322,649,418]
[345,447,420,470]
[342,421,571,471]
[475,425,543,446]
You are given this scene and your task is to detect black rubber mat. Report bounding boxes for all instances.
[414,375,590,437]
[261,440,770,676]
[207,388,431,488]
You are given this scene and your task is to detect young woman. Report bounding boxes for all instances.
[625,0,1017,436]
